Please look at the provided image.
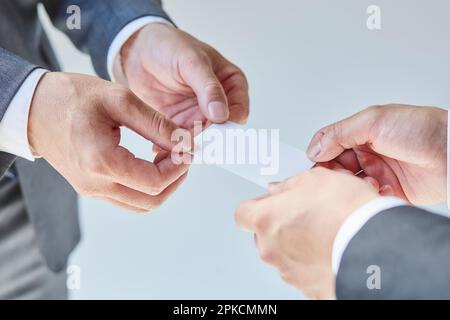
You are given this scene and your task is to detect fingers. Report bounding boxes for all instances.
[235,189,283,233]
[217,64,250,124]
[306,106,381,162]
[102,197,147,213]
[102,173,188,213]
[108,146,191,196]
[379,184,395,196]
[318,160,381,190]
[363,176,380,190]
[235,198,264,232]
[106,89,191,152]
[179,51,230,123]
[332,149,362,173]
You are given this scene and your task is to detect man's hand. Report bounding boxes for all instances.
[307,105,447,205]
[235,168,379,299]
[121,23,249,130]
[29,72,191,213]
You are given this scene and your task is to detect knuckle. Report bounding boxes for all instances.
[260,248,277,264]
[230,70,249,89]
[276,224,290,242]
[150,111,172,136]
[329,121,344,140]
[362,105,386,138]
[181,49,209,69]
[111,87,135,113]
[365,104,385,117]
[141,204,156,213]
[281,273,295,286]
[282,172,308,190]
[234,201,253,224]
[310,166,328,176]
[148,178,164,196]
[204,80,223,95]
[234,205,244,224]
[140,196,164,212]
[234,211,243,226]
[149,197,163,209]
[254,213,271,233]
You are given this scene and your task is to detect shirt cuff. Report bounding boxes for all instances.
[107,16,174,85]
[0,68,47,161]
[332,196,407,275]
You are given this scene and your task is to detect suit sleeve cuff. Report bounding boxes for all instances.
[332,196,407,275]
[107,16,174,85]
[0,68,47,161]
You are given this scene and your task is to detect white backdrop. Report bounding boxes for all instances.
[40,0,450,299]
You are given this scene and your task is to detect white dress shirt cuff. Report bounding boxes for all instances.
[0,68,47,161]
[107,16,174,85]
[332,196,407,275]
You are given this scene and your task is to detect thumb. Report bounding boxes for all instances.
[180,52,229,123]
[306,107,378,162]
[107,90,192,152]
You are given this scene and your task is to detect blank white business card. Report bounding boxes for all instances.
[192,123,314,188]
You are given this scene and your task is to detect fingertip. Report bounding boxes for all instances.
[363,176,380,190]
[379,184,394,196]
[207,101,229,123]
[306,132,324,161]
[154,150,170,164]
[307,127,348,163]
[268,181,281,194]
[152,144,162,154]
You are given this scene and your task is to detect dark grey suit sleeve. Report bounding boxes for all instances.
[336,205,450,299]
[41,0,171,80]
[0,48,39,176]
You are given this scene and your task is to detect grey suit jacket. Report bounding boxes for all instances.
[336,205,450,299]
[0,0,170,272]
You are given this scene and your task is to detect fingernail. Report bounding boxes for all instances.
[208,101,229,122]
[380,185,393,195]
[307,140,322,160]
[268,181,280,193]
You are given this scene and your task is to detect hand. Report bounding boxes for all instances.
[29,72,191,213]
[235,167,379,299]
[307,105,447,205]
[121,23,249,130]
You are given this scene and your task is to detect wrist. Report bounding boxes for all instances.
[309,168,380,274]
[330,181,379,239]
[28,72,51,156]
[319,193,380,287]
[332,196,406,274]
[120,28,141,81]
[120,23,173,81]
[28,72,74,156]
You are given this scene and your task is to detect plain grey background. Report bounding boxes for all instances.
[39,0,450,299]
